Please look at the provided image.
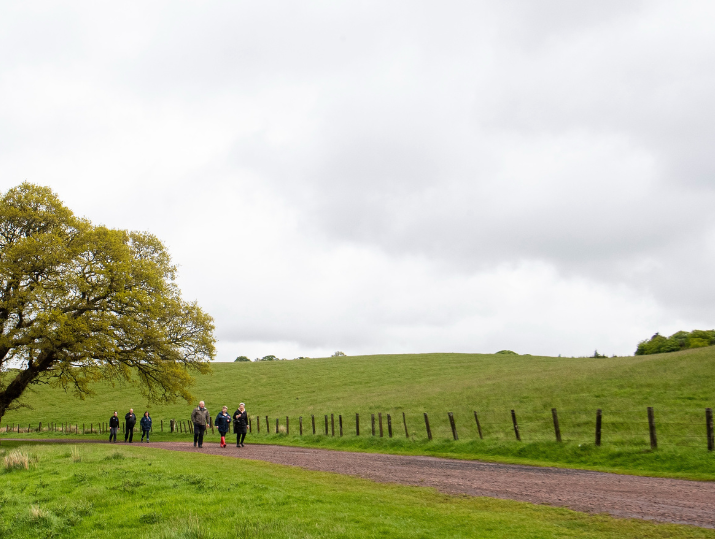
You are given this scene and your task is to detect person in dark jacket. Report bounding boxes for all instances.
[233,403,248,447]
[140,411,152,443]
[215,406,231,448]
[124,408,137,443]
[191,401,210,448]
[109,411,119,443]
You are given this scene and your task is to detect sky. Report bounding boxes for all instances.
[1,1,714,360]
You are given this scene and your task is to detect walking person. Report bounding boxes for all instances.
[140,411,152,443]
[191,401,210,448]
[215,406,231,448]
[124,408,136,443]
[109,411,119,443]
[233,403,248,447]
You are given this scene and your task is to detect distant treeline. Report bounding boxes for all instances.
[234,352,345,362]
[635,330,715,355]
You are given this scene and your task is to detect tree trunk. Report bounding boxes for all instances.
[0,351,55,421]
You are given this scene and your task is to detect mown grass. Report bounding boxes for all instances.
[0,442,713,539]
[2,348,714,477]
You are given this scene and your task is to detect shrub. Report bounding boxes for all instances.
[635,329,715,355]
[495,350,518,356]
[234,356,250,362]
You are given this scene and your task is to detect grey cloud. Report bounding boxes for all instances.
[2,1,714,358]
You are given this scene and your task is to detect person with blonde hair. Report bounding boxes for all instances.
[233,403,248,447]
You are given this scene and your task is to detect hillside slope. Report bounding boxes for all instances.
[2,348,714,444]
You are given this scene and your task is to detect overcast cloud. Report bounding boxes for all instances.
[2,1,714,359]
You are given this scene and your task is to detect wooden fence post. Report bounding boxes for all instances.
[83,423,85,435]
[256,416,260,433]
[276,418,279,434]
[311,415,316,435]
[371,414,375,436]
[331,414,335,436]
[473,411,483,440]
[552,408,562,442]
[647,407,657,450]
[324,415,328,435]
[39,422,42,433]
[402,412,409,438]
[266,416,269,433]
[249,417,252,433]
[161,420,163,432]
[424,413,432,441]
[299,416,303,436]
[448,412,458,440]
[378,413,384,437]
[510,410,521,441]
[595,409,602,446]
[706,408,714,452]
[339,415,343,436]
[387,414,393,438]
[356,413,360,436]
[286,416,289,436]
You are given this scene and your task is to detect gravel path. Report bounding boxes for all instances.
[6,439,715,528]
[156,442,715,528]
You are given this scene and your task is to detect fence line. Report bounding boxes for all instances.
[1,406,713,451]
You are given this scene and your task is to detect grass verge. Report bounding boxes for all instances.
[0,442,713,538]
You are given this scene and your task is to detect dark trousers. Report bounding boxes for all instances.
[109,427,117,442]
[237,431,246,445]
[141,429,150,442]
[193,424,206,447]
[125,424,134,442]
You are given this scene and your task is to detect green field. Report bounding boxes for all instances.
[2,348,714,478]
[1,442,713,539]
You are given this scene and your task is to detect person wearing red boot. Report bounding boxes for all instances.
[215,406,231,448]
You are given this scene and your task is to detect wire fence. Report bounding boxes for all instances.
[3,407,713,450]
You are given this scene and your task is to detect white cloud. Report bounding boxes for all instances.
[1,1,714,360]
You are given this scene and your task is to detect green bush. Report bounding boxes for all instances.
[635,329,715,355]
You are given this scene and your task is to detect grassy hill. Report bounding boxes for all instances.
[2,348,714,478]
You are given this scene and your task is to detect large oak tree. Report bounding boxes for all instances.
[0,183,216,420]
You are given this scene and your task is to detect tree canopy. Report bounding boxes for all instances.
[635,330,715,355]
[0,183,215,420]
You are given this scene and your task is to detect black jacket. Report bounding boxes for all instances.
[125,412,136,427]
[109,416,120,428]
[140,415,152,431]
[233,409,248,431]
[215,412,231,434]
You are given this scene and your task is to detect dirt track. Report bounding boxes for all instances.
[7,439,715,528]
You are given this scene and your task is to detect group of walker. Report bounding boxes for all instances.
[106,401,248,449]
